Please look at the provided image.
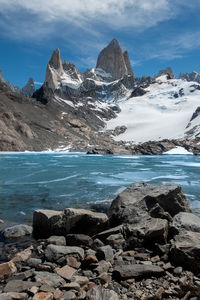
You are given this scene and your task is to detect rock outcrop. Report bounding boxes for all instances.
[156,66,175,79]
[179,71,200,83]
[123,50,134,77]
[45,48,64,91]
[96,39,134,80]
[21,78,35,97]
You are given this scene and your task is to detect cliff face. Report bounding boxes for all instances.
[96,39,134,80]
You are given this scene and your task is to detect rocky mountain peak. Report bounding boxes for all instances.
[156,66,175,79]
[96,39,134,80]
[0,68,5,82]
[21,77,35,97]
[45,48,64,91]
[123,50,134,77]
[49,48,63,72]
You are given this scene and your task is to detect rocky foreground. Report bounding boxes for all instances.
[0,182,200,299]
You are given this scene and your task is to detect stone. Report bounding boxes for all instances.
[109,182,190,227]
[96,39,131,80]
[39,285,55,293]
[66,234,92,247]
[63,208,108,236]
[172,212,200,234]
[123,50,134,77]
[95,261,111,275]
[97,246,114,262]
[11,269,34,281]
[3,224,32,239]
[12,247,32,264]
[55,265,76,281]
[33,292,53,300]
[27,258,42,268]
[62,291,76,300]
[66,256,81,269]
[72,275,89,286]
[86,285,119,300]
[61,282,80,292]
[45,244,84,262]
[106,233,125,249]
[82,254,98,266]
[34,272,65,288]
[33,209,63,238]
[173,266,183,275]
[170,231,200,273]
[113,264,164,280]
[0,261,17,281]
[4,280,40,293]
[47,236,66,246]
[0,293,28,300]
[98,272,112,285]
[144,218,168,244]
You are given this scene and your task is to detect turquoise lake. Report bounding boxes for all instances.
[0,153,199,223]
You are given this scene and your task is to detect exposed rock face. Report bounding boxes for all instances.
[0,68,5,82]
[171,212,200,234]
[96,39,133,80]
[179,71,200,83]
[45,48,64,90]
[21,78,35,97]
[3,224,33,239]
[108,182,190,227]
[156,66,175,79]
[123,50,134,77]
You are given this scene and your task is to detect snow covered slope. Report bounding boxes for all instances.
[106,76,200,143]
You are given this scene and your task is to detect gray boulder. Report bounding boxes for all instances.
[109,182,190,226]
[0,293,28,300]
[47,235,66,246]
[97,245,114,262]
[86,285,119,300]
[172,212,200,234]
[34,271,65,287]
[170,231,200,273]
[45,244,84,263]
[3,224,32,239]
[113,264,164,280]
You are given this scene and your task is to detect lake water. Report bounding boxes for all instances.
[0,153,199,224]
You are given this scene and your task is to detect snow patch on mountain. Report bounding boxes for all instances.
[106,76,200,142]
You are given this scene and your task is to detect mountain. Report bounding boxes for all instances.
[0,39,200,154]
[179,71,200,83]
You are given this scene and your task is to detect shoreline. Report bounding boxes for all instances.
[0,182,200,299]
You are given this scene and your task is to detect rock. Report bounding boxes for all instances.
[0,293,28,300]
[55,265,77,281]
[86,285,119,300]
[27,258,42,268]
[106,233,125,250]
[45,244,84,262]
[12,247,33,264]
[156,67,175,79]
[63,208,108,236]
[173,266,183,275]
[172,212,200,234]
[95,260,111,275]
[4,280,40,293]
[71,275,89,286]
[97,245,114,262]
[98,272,112,285]
[66,256,81,269]
[0,261,17,281]
[3,224,33,239]
[113,264,164,280]
[123,51,134,77]
[66,234,93,247]
[11,269,34,281]
[47,236,66,246]
[62,291,76,300]
[109,182,190,227]
[34,272,65,288]
[82,254,98,267]
[144,218,168,244]
[170,231,200,273]
[61,282,80,292]
[33,209,63,238]
[33,292,53,300]
[45,48,64,91]
[21,78,35,98]
[94,225,124,242]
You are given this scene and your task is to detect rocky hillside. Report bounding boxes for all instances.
[0,39,200,154]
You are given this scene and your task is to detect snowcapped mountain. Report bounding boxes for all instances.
[106,75,200,143]
[0,38,200,154]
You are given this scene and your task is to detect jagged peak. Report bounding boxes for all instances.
[123,50,134,77]
[109,38,121,48]
[0,68,5,82]
[49,48,63,71]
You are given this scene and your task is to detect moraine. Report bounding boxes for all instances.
[0,152,200,224]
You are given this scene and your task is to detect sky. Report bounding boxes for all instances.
[0,0,200,88]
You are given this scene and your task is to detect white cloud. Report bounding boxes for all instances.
[0,0,192,39]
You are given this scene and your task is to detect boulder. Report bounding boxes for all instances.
[47,236,66,246]
[113,264,164,280]
[3,224,32,239]
[55,265,76,281]
[97,245,114,262]
[86,285,119,300]
[144,218,168,244]
[45,244,84,263]
[34,272,65,288]
[170,231,200,273]
[0,293,28,300]
[172,212,200,234]
[63,208,108,236]
[4,280,40,293]
[0,261,17,281]
[66,234,93,247]
[33,210,63,238]
[109,182,190,227]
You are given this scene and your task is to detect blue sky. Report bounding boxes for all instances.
[0,0,200,88]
